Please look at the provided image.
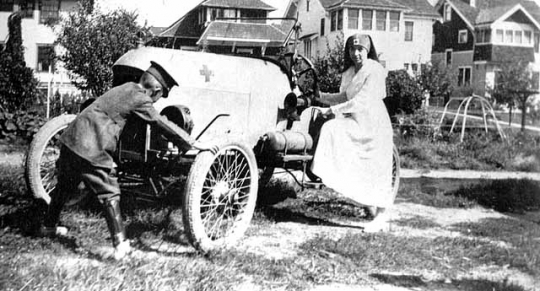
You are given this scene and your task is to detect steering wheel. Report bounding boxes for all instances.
[291,54,329,110]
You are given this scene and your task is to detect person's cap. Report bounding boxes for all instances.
[146,61,178,97]
[347,34,371,52]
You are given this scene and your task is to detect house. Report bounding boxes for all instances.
[432,0,540,96]
[283,0,440,72]
[154,0,295,56]
[0,0,79,96]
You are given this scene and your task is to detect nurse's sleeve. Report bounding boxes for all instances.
[330,65,386,115]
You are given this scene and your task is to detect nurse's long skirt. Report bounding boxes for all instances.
[311,106,394,208]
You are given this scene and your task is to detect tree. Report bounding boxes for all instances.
[312,33,344,93]
[0,12,39,111]
[55,0,147,97]
[490,59,538,132]
[417,61,454,106]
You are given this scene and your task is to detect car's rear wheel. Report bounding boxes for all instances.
[182,140,258,253]
[25,114,76,204]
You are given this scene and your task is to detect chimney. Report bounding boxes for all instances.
[470,0,476,8]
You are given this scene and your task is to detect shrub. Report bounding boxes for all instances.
[385,70,424,117]
[0,12,39,111]
[0,106,47,143]
[417,60,454,104]
[312,32,344,93]
[394,109,441,140]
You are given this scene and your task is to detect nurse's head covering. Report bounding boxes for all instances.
[343,34,379,72]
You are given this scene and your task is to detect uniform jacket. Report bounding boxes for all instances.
[60,82,195,168]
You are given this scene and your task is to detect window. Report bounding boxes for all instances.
[376,10,386,31]
[337,9,343,30]
[320,18,325,36]
[19,0,35,18]
[223,9,235,19]
[37,45,54,72]
[404,63,410,70]
[476,28,491,43]
[445,49,452,66]
[515,30,522,44]
[457,67,471,86]
[458,30,467,43]
[0,0,14,12]
[362,10,373,30]
[348,9,359,29]
[307,0,310,12]
[506,30,513,43]
[411,63,418,73]
[303,39,312,58]
[444,3,451,22]
[209,8,222,21]
[389,11,399,32]
[331,11,336,31]
[496,29,504,43]
[532,71,539,90]
[405,21,413,41]
[535,33,539,53]
[39,0,60,24]
[524,31,532,44]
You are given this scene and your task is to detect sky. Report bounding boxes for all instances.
[97,0,289,28]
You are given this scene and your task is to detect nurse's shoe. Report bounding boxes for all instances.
[362,211,391,233]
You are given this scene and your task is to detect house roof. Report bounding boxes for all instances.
[446,0,540,26]
[149,27,168,36]
[475,4,517,24]
[318,0,438,18]
[396,0,441,17]
[201,0,276,11]
[197,21,287,46]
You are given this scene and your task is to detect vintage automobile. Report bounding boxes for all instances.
[25,46,400,253]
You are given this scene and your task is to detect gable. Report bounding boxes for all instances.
[443,0,540,26]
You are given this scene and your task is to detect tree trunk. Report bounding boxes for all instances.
[509,106,513,126]
[521,95,528,132]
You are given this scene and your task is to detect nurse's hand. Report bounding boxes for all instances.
[313,107,332,117]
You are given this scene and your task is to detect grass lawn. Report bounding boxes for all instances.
[1,152,540,291]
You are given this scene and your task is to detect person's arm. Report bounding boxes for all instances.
[319,91,347,105]
[133,101,196,152]
[330,65,386,115]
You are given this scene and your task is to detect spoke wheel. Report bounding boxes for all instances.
[25,114,76,204]
[182,141,258,253]
[391,145,401,201]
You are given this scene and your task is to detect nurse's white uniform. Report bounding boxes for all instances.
[311,59,394,208]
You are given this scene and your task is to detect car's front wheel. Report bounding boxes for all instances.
[182,140,258,253]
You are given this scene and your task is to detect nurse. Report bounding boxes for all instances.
[311,33,394,232]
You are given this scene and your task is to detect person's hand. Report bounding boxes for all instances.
[193,141,219,154]
[313,106,333,117]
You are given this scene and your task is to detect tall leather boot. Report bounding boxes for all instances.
[40,192,69,237]
[102,198,126,247]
